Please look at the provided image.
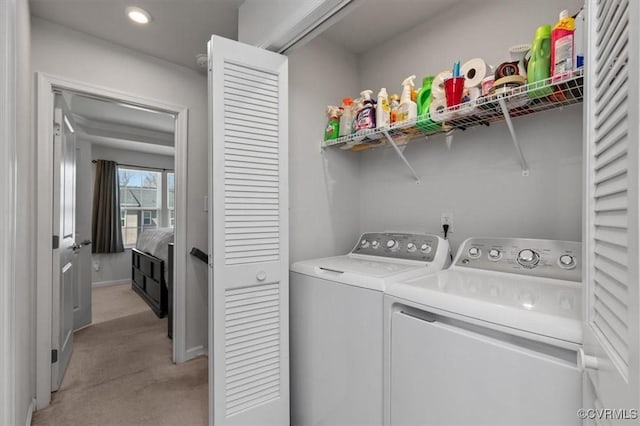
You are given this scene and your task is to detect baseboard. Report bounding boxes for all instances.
[92,278,131,288]
[25,398,35,426]
[184,345,206,361]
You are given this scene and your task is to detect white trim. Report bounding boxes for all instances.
[185,345,207,360]
[36,73,190,408]
[0,1,17,424]
[24,398,36,426]
[91,278,131,288]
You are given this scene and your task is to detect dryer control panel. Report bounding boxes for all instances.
[454,238,581,282]
[352,232,440,262]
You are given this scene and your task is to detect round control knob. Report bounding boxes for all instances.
[488,249,501,261]
[360,239,369,248]
[517,249,540,268]
[559,254,576,269]
[407,242,417,252]
[468,247,481,258]
[420,243,432,254]
[386,239,399,251]
[371,241,380,249]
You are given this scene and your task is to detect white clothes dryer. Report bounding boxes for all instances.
[385,237,583,426]
[290,232,451,426]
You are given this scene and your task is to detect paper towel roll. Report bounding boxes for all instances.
[461,58,493,88]
[431,70,452,99]
[429,98,449,122]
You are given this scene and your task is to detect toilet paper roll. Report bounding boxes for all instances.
[431,70,452,99]
[429,98,449,122]
[461,58,493,88]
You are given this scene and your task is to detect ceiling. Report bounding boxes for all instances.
[64,92,176,156]
[30,0,244,71]
[324,0,461,54]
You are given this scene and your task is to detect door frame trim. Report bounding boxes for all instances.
[0,0,17,424]
[35,73,190,409]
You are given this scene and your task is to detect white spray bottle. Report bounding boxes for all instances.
[376,87,390,128]
[355,90,376,132]
[397,75,417,124]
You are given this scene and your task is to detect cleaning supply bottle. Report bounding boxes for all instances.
[416,76,435,117]
[351,97,363,134]
[339,98,353,137]
[376,88,390,128]
[397,75,417,124]
[551,9,575,82]
[324,106,341,141]
[389,94,400,125]
[527,24,553,99]
[355,90,376,132]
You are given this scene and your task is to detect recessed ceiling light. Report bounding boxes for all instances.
[126,6,152,24]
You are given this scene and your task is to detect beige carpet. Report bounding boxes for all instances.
[91,283,151,325]
[33,287,208,426]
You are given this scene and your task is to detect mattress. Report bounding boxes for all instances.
[136,227,174,266]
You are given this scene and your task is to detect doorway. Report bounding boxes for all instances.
[35,73,190,409]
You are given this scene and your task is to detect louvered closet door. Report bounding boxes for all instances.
[583,0,640,416]
[208,36,289,426]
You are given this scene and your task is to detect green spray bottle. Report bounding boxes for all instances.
[324,106,342,141]
[416,75,440,132]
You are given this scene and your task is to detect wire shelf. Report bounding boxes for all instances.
[321,67,584,151]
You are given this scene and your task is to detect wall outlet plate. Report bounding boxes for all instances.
[441,212,453,227]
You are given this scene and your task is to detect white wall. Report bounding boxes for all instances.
[288,36,362,263]
[15,0,36,423]
[89,144,174,284]
[356,0,584,254]
[32,18,208,354]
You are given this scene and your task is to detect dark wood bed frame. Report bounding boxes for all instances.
[131,248,168,318]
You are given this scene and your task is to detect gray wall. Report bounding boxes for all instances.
[15,0,35,423]
[32,17,208,354]
[288,36,362,263]
[88,145,174,284]
[356,0,584,255]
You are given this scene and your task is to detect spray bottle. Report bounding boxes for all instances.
[339,98,353,137]
[324,106,342,141]
[397,75,417,124]
[376,88,390,128]
[355,90,376,132]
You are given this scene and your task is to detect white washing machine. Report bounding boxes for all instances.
[385,237,583,426]
[290,232,451,426]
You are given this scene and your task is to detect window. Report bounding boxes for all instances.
[167,172,175,228]
[119,167,162,246]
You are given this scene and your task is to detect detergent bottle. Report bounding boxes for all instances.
[376,88,390,128]
[339,98,353,137]
[527,24,553,98]
[551,10,575,82]
[389,94,400,125]
[355,90,376,132]
[397,75,417,124]
[324,106,341,141]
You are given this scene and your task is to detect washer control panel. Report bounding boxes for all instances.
[455,238,581,282]
[352,232,440,262]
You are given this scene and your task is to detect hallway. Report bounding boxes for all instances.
[33,284,208,426]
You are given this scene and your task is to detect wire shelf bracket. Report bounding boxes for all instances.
[382,130,421,184]
[497,98,529,176]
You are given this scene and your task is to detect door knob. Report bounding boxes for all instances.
[256,271,267,282]
[71,243,81,251]
[578,348,599,370]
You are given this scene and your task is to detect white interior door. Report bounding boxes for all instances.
[583,0,640,417]
[208,35,289,425]
[74,140,92,330]
[51,94,77,391]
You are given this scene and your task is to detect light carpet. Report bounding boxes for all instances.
[91,282,151,325]
[33,298,207,425]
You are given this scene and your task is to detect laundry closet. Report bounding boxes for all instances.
[206,0,639,424]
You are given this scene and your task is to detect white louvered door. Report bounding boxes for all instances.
[583,0,640,419]
[208,36,289,426]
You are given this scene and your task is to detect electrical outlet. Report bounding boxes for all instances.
[92,260,100,272]
[441,212,453,229]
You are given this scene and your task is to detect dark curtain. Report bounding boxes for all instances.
[92,160,124,253]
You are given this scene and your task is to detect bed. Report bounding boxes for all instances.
[131,228,174,318]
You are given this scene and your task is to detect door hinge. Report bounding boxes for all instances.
[52,235,59,249]
[54,123,61,137]
[51,349,58,363]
